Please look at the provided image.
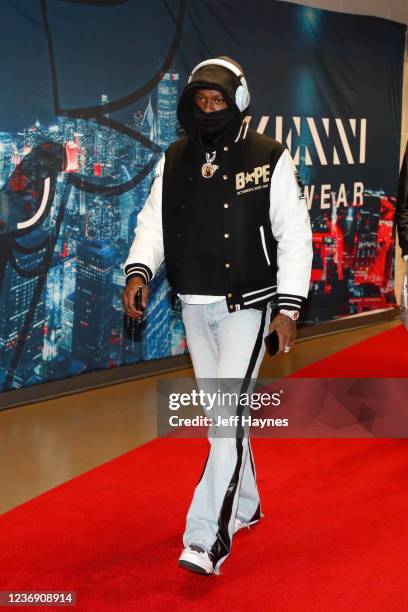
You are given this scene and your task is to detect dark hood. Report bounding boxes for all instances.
[177,58,248,149]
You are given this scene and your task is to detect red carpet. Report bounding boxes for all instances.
[0,324,407,611]
[293,324,408,377]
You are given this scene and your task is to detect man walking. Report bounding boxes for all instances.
[122,56,313,575]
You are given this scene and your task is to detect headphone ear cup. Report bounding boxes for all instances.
[240,77,250,110]
[243,89,250,109]
[235,85,244,112]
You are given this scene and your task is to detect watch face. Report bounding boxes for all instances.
[280,309,300,320]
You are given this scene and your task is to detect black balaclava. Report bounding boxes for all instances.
[177,56,249,151]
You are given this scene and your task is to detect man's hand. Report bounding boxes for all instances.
[122,277,149,320]
[268,312,297,355]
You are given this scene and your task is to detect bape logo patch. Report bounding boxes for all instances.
[235,164,270,194]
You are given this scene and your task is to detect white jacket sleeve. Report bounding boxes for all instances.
[269,148,313,310]
[124,154,165,284]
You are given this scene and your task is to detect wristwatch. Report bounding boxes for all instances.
[279,308,300,321]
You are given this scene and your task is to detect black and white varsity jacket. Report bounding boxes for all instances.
[124,122,313,313]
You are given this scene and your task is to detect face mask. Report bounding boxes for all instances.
[192,105,237,135]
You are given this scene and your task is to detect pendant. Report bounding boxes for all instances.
[201,162,219,178]
[201,150,219,178]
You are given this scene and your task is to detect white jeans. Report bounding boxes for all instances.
[180,297,272,571]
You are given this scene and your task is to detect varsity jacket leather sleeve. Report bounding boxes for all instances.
[269,148,313,310]
[124,154,165,284]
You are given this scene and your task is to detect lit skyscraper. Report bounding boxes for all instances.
[71,239,117,367]
[119,165,134,242]
[0,133,14,189]
[101,94,109,114]
[0,229,48,389]
[42,254,63,360]
[157,71,179,149]
[59,292,75,354]
[127,209,138,245]
[86,179,120,242]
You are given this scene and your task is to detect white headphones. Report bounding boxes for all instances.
[187,58,250,112]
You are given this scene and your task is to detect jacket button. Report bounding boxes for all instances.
[223,175,228,180]
[225,262,231,268]
[224,146,229,151]
[227,292,233,298]
[223,203,229,208]
[175,261,180,266]
[177,232,181,237]
[224,233,229,238]
[180,204,185,209]
[229,304,234,311]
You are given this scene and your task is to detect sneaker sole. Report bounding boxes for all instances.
[178,560,212,575]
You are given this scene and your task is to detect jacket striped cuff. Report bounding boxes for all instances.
[277,293,305,311]
[124,263,153,285]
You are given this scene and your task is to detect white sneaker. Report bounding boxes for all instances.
[178,544,214,575]
[234,517,261,534]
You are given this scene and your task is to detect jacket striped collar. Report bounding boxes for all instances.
[234,117,250,143]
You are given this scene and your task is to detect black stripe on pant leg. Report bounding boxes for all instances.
[248,441,256,475]
[248,442,262,522]
[210,306,267,566]
[248,303,269,523]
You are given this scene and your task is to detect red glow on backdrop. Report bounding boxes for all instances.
[93,163,102,177]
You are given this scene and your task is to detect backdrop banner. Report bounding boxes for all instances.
[0,0,405,393]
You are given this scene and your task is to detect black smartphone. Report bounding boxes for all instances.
[264,330,280,356]
[134,286,145,314]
